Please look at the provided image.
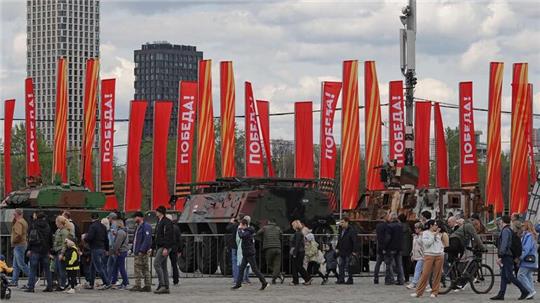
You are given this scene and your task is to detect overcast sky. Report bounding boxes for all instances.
[1,0,539,166]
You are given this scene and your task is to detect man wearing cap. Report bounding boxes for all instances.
[129,212,153,292]
[84,213,111,290]
[153,206,173,294]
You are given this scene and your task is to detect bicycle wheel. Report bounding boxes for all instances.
[469,264,494,294]
[439,268,455,295]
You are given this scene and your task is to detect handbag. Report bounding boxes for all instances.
[524,254,536,263]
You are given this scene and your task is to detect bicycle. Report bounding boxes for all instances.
[439,248,494,295]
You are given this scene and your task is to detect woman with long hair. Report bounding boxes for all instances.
[411,220,445,298]
[517,221,538,300]
[53,216,70,290]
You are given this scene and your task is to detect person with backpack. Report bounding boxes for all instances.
[517,221,537,300]
[24,212,53,292]
[490,215,530,300]
[111,219,129,289]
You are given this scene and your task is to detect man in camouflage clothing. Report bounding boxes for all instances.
[129,212,153,292]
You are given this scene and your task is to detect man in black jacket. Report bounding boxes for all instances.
[384,212,405,285]
[24,212,53,292]
[373,213,389,284]
[336,217,357,284]
[84,213,111,290]
[168,215,182,286]
[231,218,268,291]
[153,206,173,294]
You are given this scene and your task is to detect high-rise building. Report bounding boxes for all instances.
[27,0,100,148]
[134,42,203,137]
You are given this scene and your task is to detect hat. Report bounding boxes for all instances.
[132,211,144,218]
[107,212,118,220]
[0,254,5,261]
[156,206,167,215]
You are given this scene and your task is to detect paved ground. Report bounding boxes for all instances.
[7,276,532,303]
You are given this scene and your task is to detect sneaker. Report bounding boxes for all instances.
[426,286,432,292]
[20,285,29,290]
[66,288,75,294]
[154,287,170,294]
[84,285,95,290]
[141,286,152,292]
[98,284,112,290]
[410,293,420,298]
[24,288,35,293]
[8,282,17,287]
[260,282,269,291]
[42,288,53,292]
[231,284,241,290]
[303,278,313,286]
[519,291,530,300]
[430,294,437,298]
[321,279,328,285]
[117,285,127,290]
[54,286,65,292]
[406,283,416,289]
[115,281,122,286]
[526,291,536,299]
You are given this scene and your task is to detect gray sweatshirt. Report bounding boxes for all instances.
[113,228,129,254]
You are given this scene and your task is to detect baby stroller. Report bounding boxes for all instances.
[0,273,11,300]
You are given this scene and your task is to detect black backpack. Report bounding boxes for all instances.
[28,227,42,246]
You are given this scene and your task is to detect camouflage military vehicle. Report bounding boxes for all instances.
[176,178,335,275]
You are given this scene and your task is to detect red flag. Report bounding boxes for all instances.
[152,101,173,209]
[341,60,361,210]
[319,82,341,179]
[100,79,118,210]
[527,84,536,185]
[364,61,384,190]
[256,100,275,177]
[81,58,99,191]
[389,81,405,167]
[124,100,147,212]
[511,63,529,214]
[25,78,41,180]
[244,82,264,177]
[295,102,314,179]
[53,57,68,183]
[3,99,15,194]
[220,61,236,178]
[175,81,197,211]
[415,101,431,188]
[434,103,449,189]
[459,82,479,186]
[486,62,505,214]
[196,59,216,183]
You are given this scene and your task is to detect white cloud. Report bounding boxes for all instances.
[460,39,502,72]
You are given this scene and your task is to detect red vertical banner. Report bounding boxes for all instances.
[53,57,68,183]
[3,99,15,194]
[124,100,147,212]
[459,82,479,186]
[175,81,197,211]
[152,101,173,209]
[364,61,384,190]
[25,78,41,180]
[319,81,341,179]
[527,84,536,185]
[220,61,236,178]
[415,101,431,188]
[341,60,361,210]
[486,62,504,214]
[196,59,216,183]
[244,82,264,177]
[81,58,99,191]
[294,102,314,179]
[100,79,118,210]
[434,103,449,189]
[389,81,405,167]
[256,100,275,177]
[511,63,529,214]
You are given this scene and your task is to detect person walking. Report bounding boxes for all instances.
[9,209,29,287]
[231,218,268,290]
[407,222,425,290]
[256,219,283,284]
[323,243,338,283]
[52,216,71,291]
[289,220,312,286]
[153,206,173,294]
[373,213,389,284]
[517,221,537,300]
[226,217,240,284]
[490,215,530,300]
[385,212,405,285]
[129,212,152,292]
[105,217,117,286]
[235,216,252,284]
[84,213,111,290]
[336,217,357,285]
[168,215,182,286]
[62,238,80,294]
[399,214,413,283]
[411,220,445,298]
[24,212,53,293]
[111,219,129,290]
[305,233,327,284]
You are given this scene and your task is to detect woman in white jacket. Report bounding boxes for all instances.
[411,220,445,298]
[407,222,426,290]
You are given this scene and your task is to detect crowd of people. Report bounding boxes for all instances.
[1,207,540,300]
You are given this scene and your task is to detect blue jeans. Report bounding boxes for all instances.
[497,256,528,296]
[28,252,52,290]
[90,249,110,287]
[411,259,424,285]
[338,255,353,283]
[384,250,404,284]
[517,267,535,294]
[54,254,67,287]
[107,254,117,283]
[231,249,250,283]
[11,245,29,284]
[112,252,129,286]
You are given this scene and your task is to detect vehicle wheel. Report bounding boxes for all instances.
[178,235,197,273]
[439,269,455,295]
[219,245,232,276]
[197,235,219,274]
[470,264,494,294]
